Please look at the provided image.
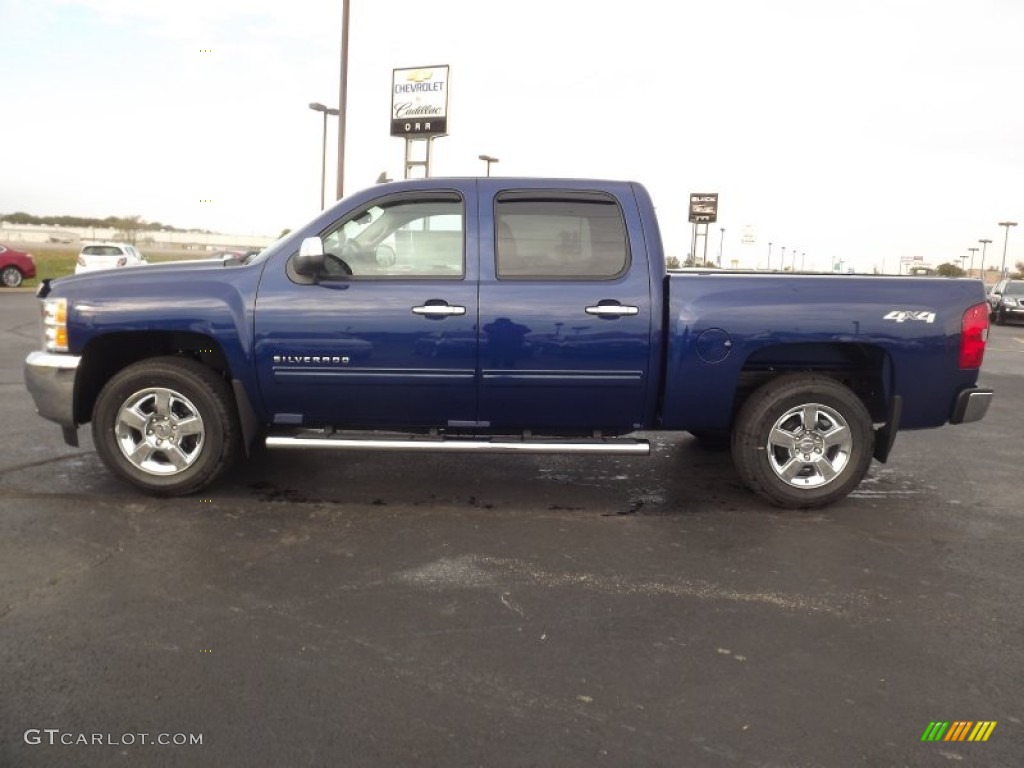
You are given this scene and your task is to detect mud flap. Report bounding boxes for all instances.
[872,395,902,463]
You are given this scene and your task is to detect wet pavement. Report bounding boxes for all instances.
[1,292,1021,767]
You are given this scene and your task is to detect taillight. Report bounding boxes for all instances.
[116,257,127,267]
[960,302,989,369]
[77,256,86,266]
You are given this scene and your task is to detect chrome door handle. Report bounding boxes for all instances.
[412,304,467,317]
[585,304,639,316]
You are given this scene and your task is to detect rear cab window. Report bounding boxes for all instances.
[493,191,630,280]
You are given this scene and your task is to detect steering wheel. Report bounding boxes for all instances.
[323,252,353,276]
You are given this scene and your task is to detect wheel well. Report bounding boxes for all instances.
[75,332,231,424]
[734,342,891,425]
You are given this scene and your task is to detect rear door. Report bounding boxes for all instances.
[476,181,653,432]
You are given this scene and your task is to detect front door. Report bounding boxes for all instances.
[254,186,479,429]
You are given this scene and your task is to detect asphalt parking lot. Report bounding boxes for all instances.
[1,290,1022,767]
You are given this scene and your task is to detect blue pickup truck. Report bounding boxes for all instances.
[24,178,993,507]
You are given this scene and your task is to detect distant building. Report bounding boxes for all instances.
[0,222,276,250]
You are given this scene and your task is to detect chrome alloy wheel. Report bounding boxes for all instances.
[114,387,206,475]
[766,402,853,489]
[2,266,23,288]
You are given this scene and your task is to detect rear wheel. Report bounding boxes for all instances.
[92,357,239,495]
[731,374,874,508]
[1,266,23,288]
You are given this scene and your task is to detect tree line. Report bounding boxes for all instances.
[0,212,202,233]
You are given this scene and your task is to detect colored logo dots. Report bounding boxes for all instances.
[921,721,997,742]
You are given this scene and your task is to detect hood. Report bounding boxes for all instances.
[40,257,246,298]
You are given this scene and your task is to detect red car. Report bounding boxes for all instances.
[0,244,36,288]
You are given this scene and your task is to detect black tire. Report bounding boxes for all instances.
[1,265,23,288]
[91,356,240,495]
[995,310,1005,326]
[731,374,874,509]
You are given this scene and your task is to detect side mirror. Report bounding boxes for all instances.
[294,237,325,276]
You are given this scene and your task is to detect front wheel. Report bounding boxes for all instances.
[731,375,874,509]
[92,357,240,495]
[1,266,23,288]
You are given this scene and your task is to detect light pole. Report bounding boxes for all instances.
[967,246,979,277]
[790,246,798,272]
[998,221,1018,277]
[335,0,351,201]
[767,242,772,271]
[308,102,339,210]
[479,154,499,176]
[718,227,725,267]
[979,238,992,275]
[781,246,786,271]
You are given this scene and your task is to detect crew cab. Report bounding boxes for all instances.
[24,178,993,507]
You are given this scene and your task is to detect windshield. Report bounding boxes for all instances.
[1003,282,1024,296]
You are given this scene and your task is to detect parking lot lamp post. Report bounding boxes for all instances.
[767,242,772,271]
[781,246,786,270]
[718,228,725,267]
[967,247,979,277]
[336,0,350,201]
[308,102,339,210]
[479,154,499,176]
[998,222,1018,277]
[979,238,992,275]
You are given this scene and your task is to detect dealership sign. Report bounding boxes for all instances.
[391,65,449,137]
[689,193,719,223]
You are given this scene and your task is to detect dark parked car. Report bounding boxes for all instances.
[987,278,1024,325]
[0,244,37,288]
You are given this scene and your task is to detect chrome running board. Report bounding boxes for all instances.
[266,434,650,455]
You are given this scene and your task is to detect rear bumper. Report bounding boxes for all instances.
[24,351,80,429]
[950,386,993,424]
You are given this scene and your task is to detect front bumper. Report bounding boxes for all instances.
[24,351,81,444]
[950,386,994,424]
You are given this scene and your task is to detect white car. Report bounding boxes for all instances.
[75,242,147,274]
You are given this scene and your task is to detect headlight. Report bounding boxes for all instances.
[42,297,69,352]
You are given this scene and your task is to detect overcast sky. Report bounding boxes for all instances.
[2,0,1022,273]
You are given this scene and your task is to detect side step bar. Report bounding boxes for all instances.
[266,435,650,455]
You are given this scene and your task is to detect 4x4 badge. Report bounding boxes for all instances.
[884,310,936,324]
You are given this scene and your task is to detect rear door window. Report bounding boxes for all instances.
[494,192,629,280]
